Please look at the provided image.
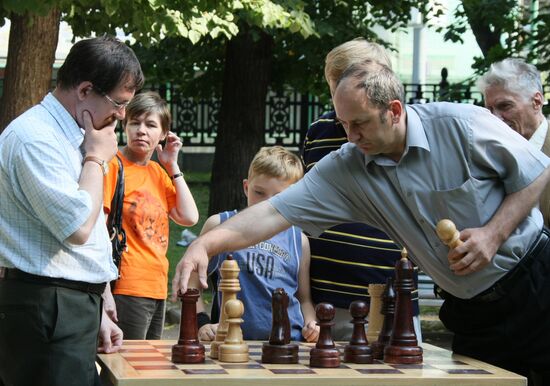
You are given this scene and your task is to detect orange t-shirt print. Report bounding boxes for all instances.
[104,151,176,299]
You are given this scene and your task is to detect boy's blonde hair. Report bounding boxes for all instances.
[124,91,171,134]
[325,38,392,85]
[248,146,304,183]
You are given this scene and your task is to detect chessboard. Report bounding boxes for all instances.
[97,340,526,386]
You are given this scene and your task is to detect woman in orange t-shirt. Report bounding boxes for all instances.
[103,91,198,339]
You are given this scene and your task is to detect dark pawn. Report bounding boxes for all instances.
[172,288,205,363]
[262,288,299,364]
[310,303,340,368]
[371,277,396,359]
[383,250,423,364]
[343,300,373,364]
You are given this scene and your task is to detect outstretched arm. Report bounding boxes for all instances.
[171,200,291,299]
[449,166,550,275]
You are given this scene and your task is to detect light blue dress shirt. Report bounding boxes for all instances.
[0,93,117,283]
[271,102,550,299]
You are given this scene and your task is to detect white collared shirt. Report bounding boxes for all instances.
[529,118,548,151]
[0,93,117,283]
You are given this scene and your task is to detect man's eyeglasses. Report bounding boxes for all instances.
[93,87,131,110]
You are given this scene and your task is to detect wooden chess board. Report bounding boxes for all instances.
[97,340,526,386]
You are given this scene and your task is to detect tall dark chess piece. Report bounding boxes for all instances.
[343,300,373,364]
[383,249,423,364]
[371,277,396,360]
[310,303,340,368]
[262,288,299,364]
[172,288,205,363]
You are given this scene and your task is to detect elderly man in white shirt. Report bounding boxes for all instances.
[478,58,550,226]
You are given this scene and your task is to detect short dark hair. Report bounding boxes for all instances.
[57,35,144,93]
[124,91,171,134]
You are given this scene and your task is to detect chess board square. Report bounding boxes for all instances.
[446,369,492,375]
[132,364,178,370]
[221,363,265,369]
[151,344,173,350]
[356,368,404,374]
[122,341,148,345]
[270,369,316,374]
[120,348,158,353]
[126,355,167,362]
[390,363,434,370]
[182,369,228,375]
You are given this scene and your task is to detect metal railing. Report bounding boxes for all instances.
[0,77,500,147]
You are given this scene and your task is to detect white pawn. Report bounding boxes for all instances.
[219,299,249,363]
[436,219,463,264]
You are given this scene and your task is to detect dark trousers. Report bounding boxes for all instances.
[439,229,550,384]
[0,279,101,386]
[113,294,165,340]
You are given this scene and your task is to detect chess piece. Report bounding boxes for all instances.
[366,283,385,344]
[310,303,340,368]
[172,288,205,363]
[384,248,423,364]
[219,299,249,363]
[436,219,463,263]
[211,255,241,359]
[343,300,373,364]
[262,288,299,364]
[371,277,396,360]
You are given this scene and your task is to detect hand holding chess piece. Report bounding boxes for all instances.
[436,219,463,264]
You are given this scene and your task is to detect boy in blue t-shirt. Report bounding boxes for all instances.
[191,146,319,342]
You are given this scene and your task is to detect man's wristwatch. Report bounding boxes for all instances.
[83,156,109,176]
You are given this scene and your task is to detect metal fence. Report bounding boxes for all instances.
[143,82,485,148]
[0,78,491,147]
[147,85,332,148]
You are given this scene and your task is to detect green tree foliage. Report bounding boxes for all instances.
[440,0,537,74]
[133,0,438,100]
[0,0,58,18]
[127,0,439,215]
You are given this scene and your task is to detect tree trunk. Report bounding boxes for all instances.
[0,8,61,132]
[208,28,274,216]
[462,0,504,57]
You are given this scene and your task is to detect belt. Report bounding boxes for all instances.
[0,268,106,296]
[437,228,550,303]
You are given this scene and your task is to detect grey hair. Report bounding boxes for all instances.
[336,60,404,110]
[477,58,543,101]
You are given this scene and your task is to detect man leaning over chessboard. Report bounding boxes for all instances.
[173,59,550,386]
